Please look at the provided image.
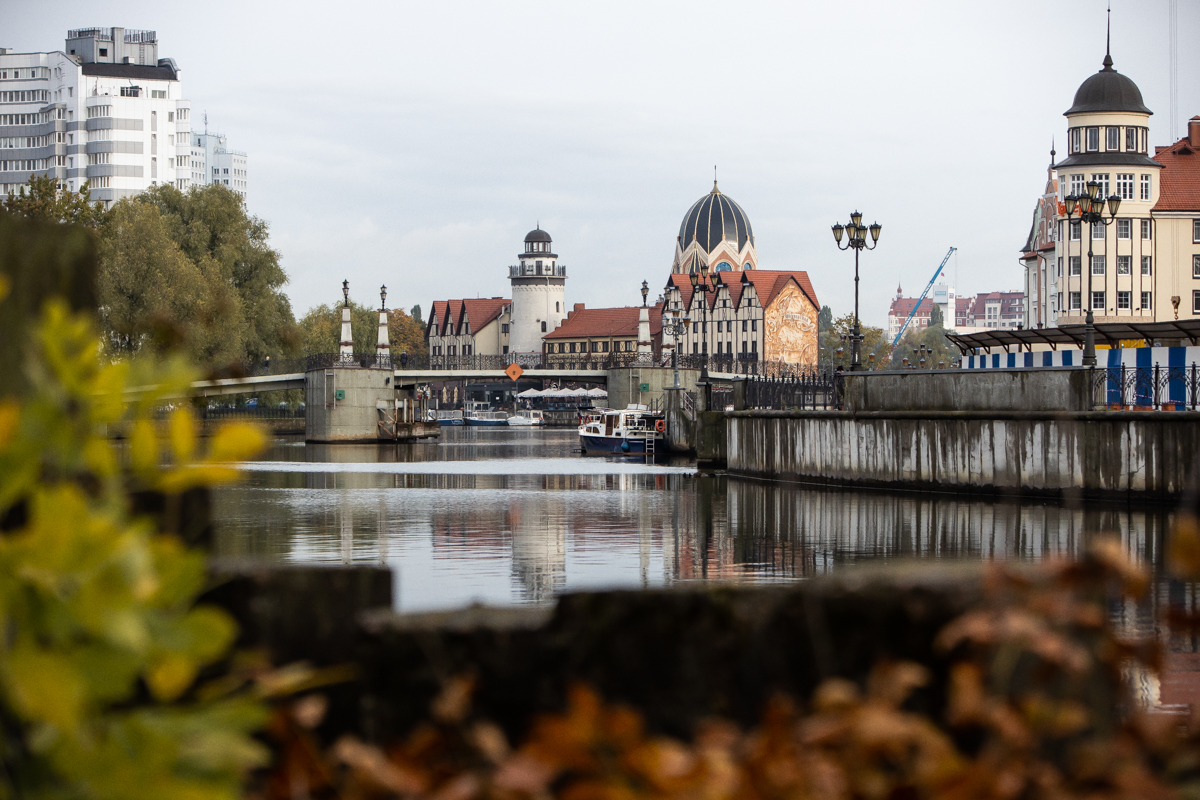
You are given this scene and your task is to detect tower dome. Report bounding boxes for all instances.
[524,227,552,244]
[1064,53,1151,116]
[678,181,754,254]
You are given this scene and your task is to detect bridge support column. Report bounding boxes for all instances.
[305,367,438,443]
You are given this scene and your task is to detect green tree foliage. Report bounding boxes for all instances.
[410,304,422,322]
[890,316,959,369]
[0,174,105,228]
[98,200,241,364]
[0,282,270,799]
[929,304,944,327]
[129,184,300,364]
[818,313,891,370]
[817,304,833,333]
[299,301,429,358]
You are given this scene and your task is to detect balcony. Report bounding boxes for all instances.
[508,263,567,278]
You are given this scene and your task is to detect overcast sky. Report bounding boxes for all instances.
[8,1,1200,327]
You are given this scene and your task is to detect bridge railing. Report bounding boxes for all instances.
[744,371,840,410]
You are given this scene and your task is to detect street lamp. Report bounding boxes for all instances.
[641,280,649,306]
[688,262,711,358]
[662,305,691,388]
[1063,181,1121,366]
[831,211,881,371]
[380,284,387,311]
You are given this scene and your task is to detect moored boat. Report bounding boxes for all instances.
[578,404,663,454]
[465,411,511,427]
[507,409,545,426]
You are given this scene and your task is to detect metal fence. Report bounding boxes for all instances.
[744,372,840,410]
[1090,364,1200,410]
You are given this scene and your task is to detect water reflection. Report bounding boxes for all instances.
[212,429,1192,622]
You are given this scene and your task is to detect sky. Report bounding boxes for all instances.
[7,0,1200,328]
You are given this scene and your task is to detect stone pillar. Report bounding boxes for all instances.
[637,306,651,354]
[377,285,390,360]
[340,280,354,357]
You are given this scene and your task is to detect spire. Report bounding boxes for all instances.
[1102,2,1114,71]
[712,165,719,194]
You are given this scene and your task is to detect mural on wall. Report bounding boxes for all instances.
[763,280,818,365]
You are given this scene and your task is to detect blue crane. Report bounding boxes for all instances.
[891,247,957,347]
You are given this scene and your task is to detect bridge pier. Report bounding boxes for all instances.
[305,366,438,443]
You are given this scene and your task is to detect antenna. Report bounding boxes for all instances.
[203,110,208,134]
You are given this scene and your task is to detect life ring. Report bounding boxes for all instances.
[655,419,665,432]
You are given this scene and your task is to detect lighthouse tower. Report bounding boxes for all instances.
[509,226,567,353]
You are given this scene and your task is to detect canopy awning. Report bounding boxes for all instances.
[945,319,1200,354]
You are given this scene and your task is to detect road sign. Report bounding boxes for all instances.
[505,363,524,381]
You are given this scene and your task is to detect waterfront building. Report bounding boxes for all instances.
[509,227,567,353]
[1027,41,1200,326]
[1019,151,1060,327]
[191,130,248,199]
[0,27,193,206]
[542,303,665,365]
[662,183,821,365]
[425,297,511,357]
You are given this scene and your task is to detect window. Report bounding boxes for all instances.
[1117,255,1131,274]
[152,90,166,99]
[1140,175,1151,200]
[1087,127,1099,151]
[1142,256,1152,275]
[742,320,747,332]
[1141,219,1152,239]
[591,341,599,353]
[1116,219,1131,239]
[541,321,546,332]
[1116,174,1134,200]
[501,324,508,334]
[119,86,139,97]
[624,341,632,351]
[1058,292,1063,311]
[1069,292,1081,310]
[1070,128,1081,153]
[555,302,560,313]
[742,341,748,353]
[716,321,722,332]
[99,48,107,57]
[151,111,157,131]
[1070,174,1085,196]
[1126,127,1138,151]
[167,111,174,122]
[1194,220,1200,243]
[1070,221,1081,241]
[1092,291,1105,310]
[1091,173,1109,196]
[1142,291,1152,310]
[692,343,698,354]
[602,341,609,352]
[1194,254,1200,279]
[568,342,576,353]
[1091,255,1105,275]
[1092,222,1105,240]
[1195,290,1200,315]
[1117,291,1131,310]
[1106,127,1120,151]
[1057,256,1063,276]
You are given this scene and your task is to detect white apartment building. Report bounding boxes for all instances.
[0,27,248,208]
[0,27,193,206]
[190,130,248,198]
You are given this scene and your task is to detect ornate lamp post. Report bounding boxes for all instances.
[641,280,649,306]
[662,307,691,388]
[831,212,881,371]
[1063,181,1121,366]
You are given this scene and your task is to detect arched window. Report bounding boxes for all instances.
[744,262,752,270]
[556,302,560,312]
[715,261,732,272]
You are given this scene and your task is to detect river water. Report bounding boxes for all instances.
[212,427,1182,629]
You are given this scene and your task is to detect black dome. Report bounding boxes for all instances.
[678,182,754,255]
[1065,55,1151,115]
[524,227,552,243]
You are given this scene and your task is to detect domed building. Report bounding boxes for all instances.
[671,181,759,274]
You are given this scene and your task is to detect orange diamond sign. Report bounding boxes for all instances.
[505,363,524,381]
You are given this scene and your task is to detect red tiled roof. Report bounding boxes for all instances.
[890,297,933,318]
[426,297,509,336]
[543,303,664,340]
[1153,134,1200,212]
[663,269,819,312]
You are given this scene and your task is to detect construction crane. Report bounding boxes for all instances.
[891,247,957,347]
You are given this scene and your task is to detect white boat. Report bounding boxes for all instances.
[507,409,545,426]
[465,410,510,427]
[578,404,663,455]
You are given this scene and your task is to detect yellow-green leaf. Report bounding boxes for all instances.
[168,406,197,465]
[129,418,159,476]
[206,422,265,465]
[147,652,199,702]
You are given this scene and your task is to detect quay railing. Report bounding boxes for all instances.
[1090,364,1200,410]
[744,371,840,411]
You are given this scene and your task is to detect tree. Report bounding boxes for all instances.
[890,315,958,369]
[390,308,428,358]
[929,305,944,328]
[819,313,891,370]
[130,183,300,363]
[1,174,105,228]
[411,304,422,321]
[817,305,833,333]
[97,200,243,364]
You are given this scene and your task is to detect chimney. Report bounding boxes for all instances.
[1190,116,1200,148]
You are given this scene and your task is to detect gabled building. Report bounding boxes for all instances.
[661,269,820,364]
[1019,151,1060,328]
[425,297,511,357]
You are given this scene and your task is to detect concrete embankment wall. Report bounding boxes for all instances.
[727,410,1200,501]
[844,368,1093,412]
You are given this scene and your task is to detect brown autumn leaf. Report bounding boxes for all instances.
[1168,513,1200,581]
